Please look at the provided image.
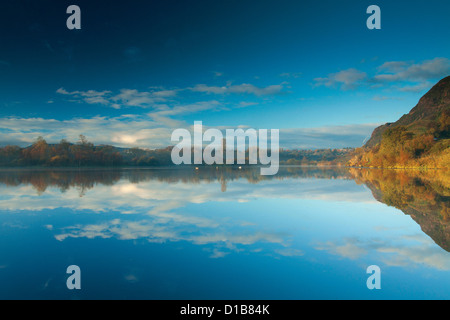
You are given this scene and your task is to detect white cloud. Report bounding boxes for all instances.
[57,87,178,109]
[112,89,170,108]
[377,61,409,73]
[372,95,402,101]
[397,82,433,93]
[314,58,450,93]
[57,88,112,105]
[56,80,285,111]
[374,58,450,83]
[191,83,285,96]
[154,101,224,116]
[314,69,367,90]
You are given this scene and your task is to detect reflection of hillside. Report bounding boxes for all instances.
[0,166,352,194]
[350,168,450,251]
[0,169,122,195]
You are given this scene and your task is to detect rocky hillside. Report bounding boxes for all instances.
[349,76,450,168]
[365,76,450,148]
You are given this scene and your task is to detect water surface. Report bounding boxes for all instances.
[0,167,448,299]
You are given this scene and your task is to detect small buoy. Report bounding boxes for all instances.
[195,167,199,170]
[239,166,242,170]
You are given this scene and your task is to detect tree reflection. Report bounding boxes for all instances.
[350,168,450,251]
[0,166,448,253]
[0,167,352,194]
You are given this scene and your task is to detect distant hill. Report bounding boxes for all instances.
[349,76,450,168]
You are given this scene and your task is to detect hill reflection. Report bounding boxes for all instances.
[350,168,450,251]
[0,166,448,253]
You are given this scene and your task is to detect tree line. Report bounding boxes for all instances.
[1,134,360,168]
[0,135,172,167]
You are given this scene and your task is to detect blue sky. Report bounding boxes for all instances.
[0,0,450,149]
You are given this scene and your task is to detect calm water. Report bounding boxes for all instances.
[0,167,449,300]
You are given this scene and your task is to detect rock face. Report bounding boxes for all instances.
[365,76,450,148]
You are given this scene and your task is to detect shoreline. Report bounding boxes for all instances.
[0,165,447,172]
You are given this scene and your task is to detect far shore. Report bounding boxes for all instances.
[0,164,447,171]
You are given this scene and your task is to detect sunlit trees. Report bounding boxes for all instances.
[0,135,128,167]
[438,110,450,139]
[348,124,449,169]
[21,136,50,165]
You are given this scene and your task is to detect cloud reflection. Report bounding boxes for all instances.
[0,167,449,270]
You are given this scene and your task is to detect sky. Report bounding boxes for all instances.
[0,0,450,149]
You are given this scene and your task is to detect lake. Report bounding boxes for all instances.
[0,166,449,300]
